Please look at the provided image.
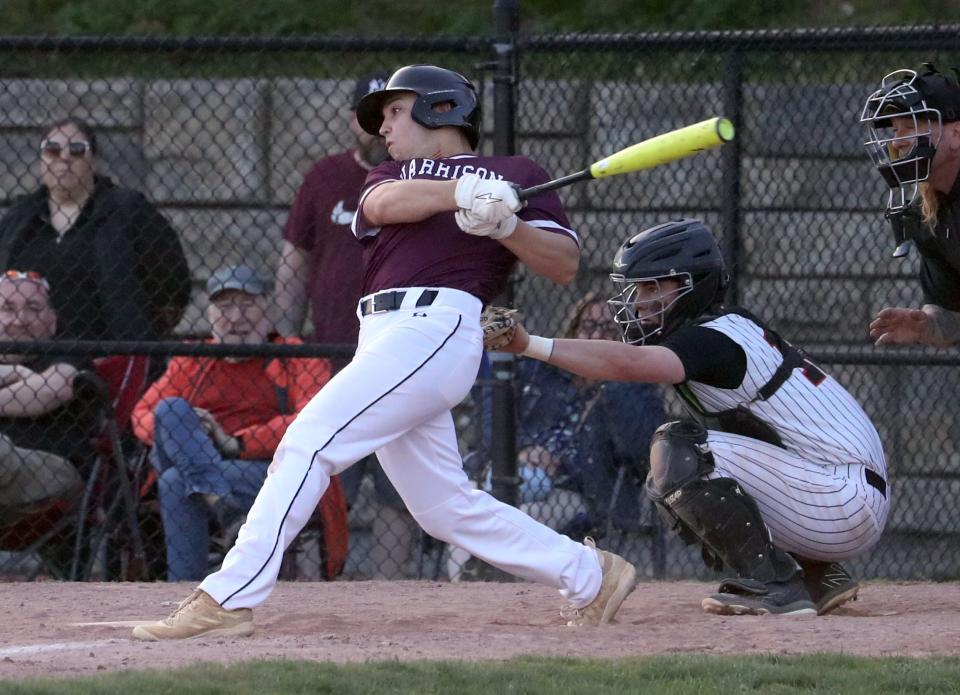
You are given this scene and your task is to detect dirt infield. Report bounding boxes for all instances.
[0,580,958,679]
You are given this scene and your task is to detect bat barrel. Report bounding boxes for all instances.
[516,116,735,202]
[589,116,734,180]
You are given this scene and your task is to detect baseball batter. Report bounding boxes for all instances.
[133,64,637,641]
[497,218,889,616]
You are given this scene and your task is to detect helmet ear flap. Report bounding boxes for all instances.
[355,65,481,147]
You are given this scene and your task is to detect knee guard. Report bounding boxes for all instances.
[645,421,796,583]
[645,420,715,503]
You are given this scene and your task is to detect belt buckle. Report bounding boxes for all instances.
[366,290,402,316]
[367,297,388,315]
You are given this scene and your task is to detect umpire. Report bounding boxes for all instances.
[861,63,960,347]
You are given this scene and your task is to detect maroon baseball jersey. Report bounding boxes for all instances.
[352,154,577,304]
[283,150,369,344]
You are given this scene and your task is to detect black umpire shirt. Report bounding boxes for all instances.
[915,174,960,312]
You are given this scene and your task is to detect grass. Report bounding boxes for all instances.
[5,654,960,694]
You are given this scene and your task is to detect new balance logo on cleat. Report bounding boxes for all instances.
[797,561,860,616]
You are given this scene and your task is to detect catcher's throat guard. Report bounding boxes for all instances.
[886,205,925,258]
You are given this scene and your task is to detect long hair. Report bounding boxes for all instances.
[919,181,940,229]
[561,291,615,339]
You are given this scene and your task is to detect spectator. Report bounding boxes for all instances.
[0,271,93,543]
[274,71,418,579]
[861,64,960,347]
[0,117,191,340]
[274,70,390,356]
[513,293,666,535]
[131,265,344,581]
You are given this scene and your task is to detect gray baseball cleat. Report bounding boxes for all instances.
[701,577,817,616]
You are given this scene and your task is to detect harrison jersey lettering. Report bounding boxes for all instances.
[351,154,576,304]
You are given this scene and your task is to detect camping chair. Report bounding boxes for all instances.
[0,355,150,580]
[276,475,349,581]
[68,354,151,580]
[599,463,667,579]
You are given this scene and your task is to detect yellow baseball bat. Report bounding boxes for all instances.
[517,117,735,201]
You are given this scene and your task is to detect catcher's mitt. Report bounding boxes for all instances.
[480,306,521,350]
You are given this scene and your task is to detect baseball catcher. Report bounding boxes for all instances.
[493,218,888,616]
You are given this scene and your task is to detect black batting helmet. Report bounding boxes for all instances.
[356,64,481,149]
[608,219,727,345]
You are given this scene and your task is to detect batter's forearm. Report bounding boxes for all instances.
[363,179,458,225]
[923,304,960,347]
[500,222,579,285]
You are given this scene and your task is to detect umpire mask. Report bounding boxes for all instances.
[860,65,960,213]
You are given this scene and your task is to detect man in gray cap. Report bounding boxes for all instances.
[131,264,344,582]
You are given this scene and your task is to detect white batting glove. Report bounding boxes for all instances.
[454,173,523,224]
[455,209,518,239]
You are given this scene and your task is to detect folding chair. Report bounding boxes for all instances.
[277,475,349,581]
[69,355,151,580]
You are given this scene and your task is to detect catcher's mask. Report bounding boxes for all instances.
[608,219,727,346]
[860,63,960,214]
[356,64,481,149]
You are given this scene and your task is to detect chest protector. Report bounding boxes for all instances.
[673,308,824,448]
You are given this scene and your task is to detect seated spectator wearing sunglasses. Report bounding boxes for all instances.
[0,271,99,543]
[0,117,191,340]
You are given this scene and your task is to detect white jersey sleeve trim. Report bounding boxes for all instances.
[526,218,579,244]
[351,180,392,239]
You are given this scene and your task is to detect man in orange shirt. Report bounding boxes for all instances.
[132,265,340,581]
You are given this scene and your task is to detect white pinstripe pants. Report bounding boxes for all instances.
[704,431,889,561]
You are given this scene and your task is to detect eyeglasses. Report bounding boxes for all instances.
[1,270,50,290]
[39,139,92,158]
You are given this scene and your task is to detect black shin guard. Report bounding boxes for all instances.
[665,478,798,583]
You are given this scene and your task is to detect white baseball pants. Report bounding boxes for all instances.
[201,288,601,609]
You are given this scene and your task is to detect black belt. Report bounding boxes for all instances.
[360,289,439,317]
[865,468,887,499]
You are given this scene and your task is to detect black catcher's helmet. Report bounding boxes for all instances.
[356,64,481,149]
[608,218,727,345]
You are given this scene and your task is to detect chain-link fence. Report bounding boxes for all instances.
[0,20,958,583]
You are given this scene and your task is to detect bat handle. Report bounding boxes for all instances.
[517,168,592,202]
